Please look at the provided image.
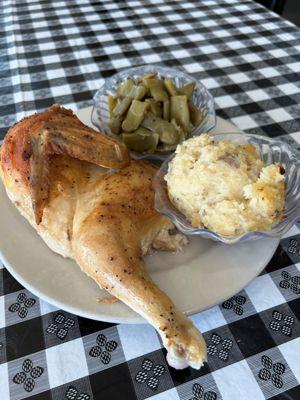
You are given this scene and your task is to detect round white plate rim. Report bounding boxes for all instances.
[0,107,280,324]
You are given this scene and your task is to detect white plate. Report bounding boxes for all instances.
[0,107,279,323]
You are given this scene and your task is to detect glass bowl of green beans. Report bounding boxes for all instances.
[92,65,216,160]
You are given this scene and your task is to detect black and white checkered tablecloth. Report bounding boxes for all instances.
[0,0,300,399]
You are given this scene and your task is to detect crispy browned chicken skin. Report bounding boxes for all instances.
[0,105,206,369]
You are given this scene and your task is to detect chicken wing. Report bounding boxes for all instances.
[0,105,207,369]
[3,104,130,224]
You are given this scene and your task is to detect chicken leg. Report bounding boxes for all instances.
[72,161,207,369]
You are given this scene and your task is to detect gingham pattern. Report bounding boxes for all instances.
[0,0,299,399]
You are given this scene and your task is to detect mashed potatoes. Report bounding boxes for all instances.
[165,134,285,236]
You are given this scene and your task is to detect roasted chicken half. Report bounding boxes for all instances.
[0,105,207,369]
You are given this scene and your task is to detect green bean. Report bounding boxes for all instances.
[112,97,132,117]
[156,143,177,152]
[121,100,149,132]
[179,82,195,98]
[170,95,190,132]
[116,79,134,97]
[163,100,170,121]
[116,79,146,100]
[164,78,179,96]
[189,100,204,126]
[109,97,132,134]
[121,128,159,152]
[171,118,186,140]
[141,113,179,144]
[146,79,169,102]
[109,115,123,135]
[145,99,163,117]
[141,77,151,97]
[108,96,117,117]
[128,84,147,100]
[137,72,157,83]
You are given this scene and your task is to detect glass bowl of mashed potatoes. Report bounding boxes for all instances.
[153,132,300,244]
[91,65,215,160]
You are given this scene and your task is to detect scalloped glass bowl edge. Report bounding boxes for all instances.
[91,64,216,161]
[153,132,300,244]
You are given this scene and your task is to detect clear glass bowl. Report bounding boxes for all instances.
[153,132,300,244]
[91,64,216,160]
